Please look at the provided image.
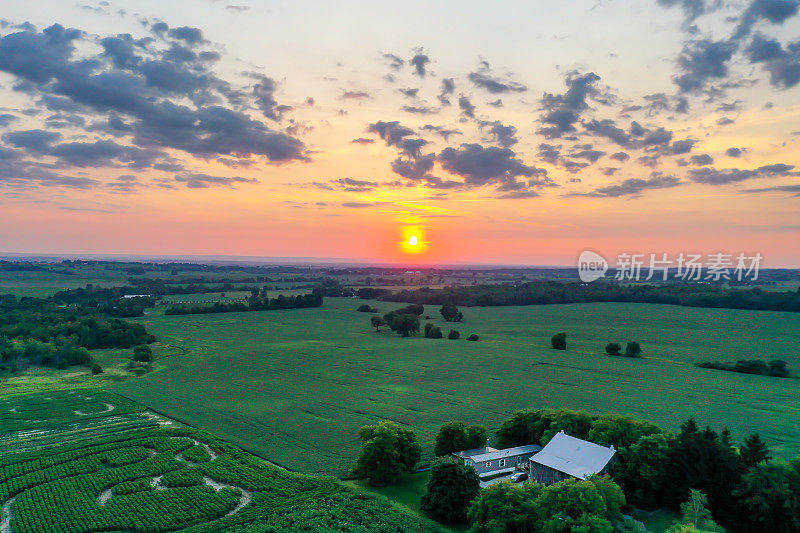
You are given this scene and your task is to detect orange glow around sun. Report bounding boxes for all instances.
[400,225,429,254]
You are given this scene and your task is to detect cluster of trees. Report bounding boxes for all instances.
[350,421,421,486]
[370,304,478,340]
[379,280,800,313]
[697,359,789,378]
[606,341,642,357]
[494,408,797,532]
[439,303,463,322]
[357,304,378,313]
[0,294,155,372]
[164,292,322,315]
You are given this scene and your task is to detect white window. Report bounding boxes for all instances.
[499,459,506,467]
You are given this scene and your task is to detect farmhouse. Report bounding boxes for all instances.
[454,444,542,476]
[529,431,616,485]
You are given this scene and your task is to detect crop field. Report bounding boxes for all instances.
[0,391,438,532]
[110,297,800,477]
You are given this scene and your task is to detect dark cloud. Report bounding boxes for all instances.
[175,173,258,188]
[438,78,455,105]
[570,171,682,198]
[538,71,609,138]
[496,190,539,199]
[341,201,373,208]
[313,177,379,192]
[341,90,371,100]
[726,147,743,157]
[0,24,307,166]
[458,95,476,118]
[351,137,374,144]
[487,99,503,107]
[688,163,797,184]
[401,105,437,115]
[610,151,630,162]
[0,113,17,126]
[717,116,735,125]
[367,120,415,147]
[674,39,736,93]
[537,143,561,165]
[398,87,419,98]
[410,49,430,77]
[742,184,800,195]
[438,143,551,191]
[689,153,714,165]
[745,34,800,88]
[391,153,436,181]
[421,124,461,141]
[563,160,589,173]
[569,144,605,163]
[383,53,404,71]
[3,129,62,153]
[583,119,632,147]
[167,26,204,45]
[657,0,721,30]
[732,0,800,42]
[478,120,518,148]
[638,155,661,168]
[467,64,527,94]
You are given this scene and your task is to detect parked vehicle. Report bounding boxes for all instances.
[510,472,528,483]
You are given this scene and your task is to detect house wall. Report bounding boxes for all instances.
[465,451,537,475]
[529,463,571,485]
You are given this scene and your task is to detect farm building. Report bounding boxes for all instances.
[529,431,616,485]
[453,444,542,476]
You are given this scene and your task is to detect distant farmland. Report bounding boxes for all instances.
[111,298,800,477]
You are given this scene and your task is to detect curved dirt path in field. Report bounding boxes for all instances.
[202,477,252,517]
[1,497,15,533]
[99,437,250,518]
[74,403,115,416]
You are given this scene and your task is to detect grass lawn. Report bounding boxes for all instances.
[107,297,800,477]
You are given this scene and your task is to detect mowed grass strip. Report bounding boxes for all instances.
[110,298,800,476]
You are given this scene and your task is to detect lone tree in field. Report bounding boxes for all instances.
[551,332,567,350]
[370,316,386,332]
[466,334,479,342]
[439,303,463,322]
[351,421,421,486]
[390,314,420,337]
[91,363,103,375]
[448,329,460,340]
[132,344,152,362]
[434,421,488,456]
[625,341,642,357]
[357,304,377,313]
[420,456,480,523]
[605,343,622,356]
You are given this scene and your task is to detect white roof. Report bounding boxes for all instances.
[453,447,497,459]
[531,431,616,479]
[467,444,542,463]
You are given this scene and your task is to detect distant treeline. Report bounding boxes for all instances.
[697,359,789,377]
[367,281,800,313]
[164,292,323,315]
[0,294,154,371]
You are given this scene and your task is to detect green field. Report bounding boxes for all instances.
[0,391,438,532]
[108,298,800,477]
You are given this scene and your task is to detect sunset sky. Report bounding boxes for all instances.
[1,0,799,266]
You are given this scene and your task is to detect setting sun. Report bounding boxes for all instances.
[400,226,428,254]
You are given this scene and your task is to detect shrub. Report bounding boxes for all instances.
[132,344,152,362]
[551,332,567,350]
[91,364,104,375]
[768,360,789,377]
[390,314,420,337]
[424,323,443,339]
[357,304,377,313]
[605,342,622,356]
[448,330,460,340]
[466,334,479,342]
[625,341,642,357]
[439,303,463,322]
